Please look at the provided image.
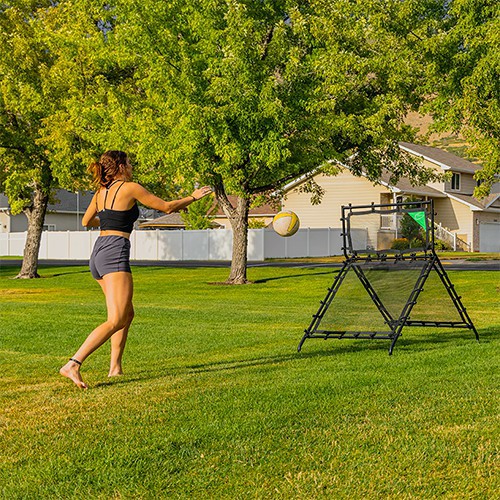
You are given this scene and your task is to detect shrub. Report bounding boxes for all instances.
[434,239,451,251]
[248,218,267,229]
[391,238,410,250]
[400,213,423,241]
[409,238,425,248]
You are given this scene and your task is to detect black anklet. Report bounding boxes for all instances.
[69,358,82,366]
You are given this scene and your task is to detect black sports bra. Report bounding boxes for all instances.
[96,181,140,234]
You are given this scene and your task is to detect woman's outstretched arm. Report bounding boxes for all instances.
[129,184,212,213]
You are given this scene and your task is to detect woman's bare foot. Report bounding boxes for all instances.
[108,367,124,377]
[59,360,88,389]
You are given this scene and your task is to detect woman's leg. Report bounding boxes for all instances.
[96,278,135,377]
[108,304,134,377]
[59,272,133,388]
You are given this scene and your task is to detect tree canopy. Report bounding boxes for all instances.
[423,0,500,197]
[4,1,491,281]
[59,0,439,282]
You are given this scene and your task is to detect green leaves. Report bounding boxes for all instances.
[181,194,217,230]
[423,0,500,197]
[1,0,466,215]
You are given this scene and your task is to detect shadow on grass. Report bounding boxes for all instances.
[92,348,365,388]
[91,327,495,388]
[299,326,493,353]
[253,269,338,284]
[47,269,91,278]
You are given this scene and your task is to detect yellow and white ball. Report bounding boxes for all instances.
[272,210,300,237]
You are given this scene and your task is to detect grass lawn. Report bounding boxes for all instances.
[0,264,498,499]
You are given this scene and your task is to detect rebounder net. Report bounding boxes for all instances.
[316,259,463,336]
[299,201,478,354]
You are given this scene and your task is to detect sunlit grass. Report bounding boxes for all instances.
[0,264,498,498]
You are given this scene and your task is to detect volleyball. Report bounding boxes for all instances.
[272,210,300,237]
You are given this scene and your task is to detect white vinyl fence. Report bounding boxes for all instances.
[0,228,367,261]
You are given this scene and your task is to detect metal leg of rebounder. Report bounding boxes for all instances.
[432,252,480,341]
[298,262,351,352]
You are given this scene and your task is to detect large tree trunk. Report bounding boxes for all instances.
[227,196,250,284]
[15,185,49,279]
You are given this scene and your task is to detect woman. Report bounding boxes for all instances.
[59,150,212,389]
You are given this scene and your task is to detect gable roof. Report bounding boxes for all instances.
[0,190,94,213]
[448,192,500,212]
[399,142,482,174]
[282,163,447,198]
[483,192,500,209]
[280,145,500,213]
[213,195,278,217]
[139,212,222,229]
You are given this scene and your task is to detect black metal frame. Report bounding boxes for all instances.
[298,201,479,355]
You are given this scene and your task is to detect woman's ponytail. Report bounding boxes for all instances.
[88,161,104,189]
[88,150,129,189]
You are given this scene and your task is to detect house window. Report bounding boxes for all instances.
[451,173,461,191]
[43,224,56,231]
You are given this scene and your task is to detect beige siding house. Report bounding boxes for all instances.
[0,191,94,233]
[282,142,500,252]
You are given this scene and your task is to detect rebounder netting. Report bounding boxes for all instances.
[298,201,479,354]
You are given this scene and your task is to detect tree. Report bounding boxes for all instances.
[0,1,147,277]
[0,1,100,277]
[18,1,440,283]
[422,0,500,197]
[87,0,437,284]
[0,2,59,278]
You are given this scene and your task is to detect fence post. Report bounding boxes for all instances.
[261,229,265,260]
[453,233,457,251]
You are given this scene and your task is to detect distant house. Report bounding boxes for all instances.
[213,196,278,229]
[138,212,222,230]
[282,142,500,252]
[138,195,278,230]
[0,190,94,233]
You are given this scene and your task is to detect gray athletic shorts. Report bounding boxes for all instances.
[89,235,131,280]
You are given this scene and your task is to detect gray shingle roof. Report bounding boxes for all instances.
[448,192,500,210]
[47,190,94,212]
[1,189,94,212]
[379,172,447,198]
[0,194,9,209]
[139,212,222,229]
[399,142,482,174]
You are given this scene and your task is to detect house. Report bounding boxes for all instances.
[138,212,222,230]
[0,190,94,233]
[281,142,500,252]
[139,195,278,230]
[212,196,278,229]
